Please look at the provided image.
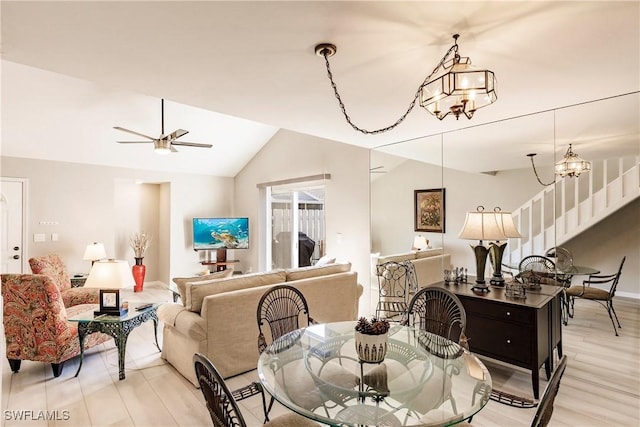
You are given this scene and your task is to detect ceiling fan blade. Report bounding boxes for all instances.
[116,140,155,144]
[171,141,213,148]
[113,126,156,140]
[168,129,189,140]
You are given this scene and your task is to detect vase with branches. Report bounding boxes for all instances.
[130,232,152,292]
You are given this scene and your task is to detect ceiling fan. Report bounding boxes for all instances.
[114,99,213,154]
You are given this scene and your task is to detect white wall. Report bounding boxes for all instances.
[234,129,372,315]
[0,156,233,285]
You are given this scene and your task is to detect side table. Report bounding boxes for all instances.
[69,303,161,380]
[70,275,88,287]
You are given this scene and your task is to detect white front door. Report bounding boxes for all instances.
[1,178,26,273]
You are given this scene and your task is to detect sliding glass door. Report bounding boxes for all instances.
[270,186,325,270]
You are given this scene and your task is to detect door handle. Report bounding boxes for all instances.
[13,255,20,260]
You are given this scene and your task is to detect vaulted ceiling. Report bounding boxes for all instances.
[2,1,638,176]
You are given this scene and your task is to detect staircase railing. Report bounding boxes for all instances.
[505,155,639,265]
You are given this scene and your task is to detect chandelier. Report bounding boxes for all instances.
[554,144,592,177]
[315,34,497,135]
[527,111,592,186]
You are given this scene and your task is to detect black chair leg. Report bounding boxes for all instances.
[609,301,622,328]
[8,359,21,373]
[606,303,620,336]
[51,362,64,377]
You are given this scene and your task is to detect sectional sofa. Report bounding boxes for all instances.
[157,262,362,386]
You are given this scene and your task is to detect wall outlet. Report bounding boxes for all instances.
[51,233,59,241]
[33,233,46,242]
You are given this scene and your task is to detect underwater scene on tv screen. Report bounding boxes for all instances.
[193,217,249,250]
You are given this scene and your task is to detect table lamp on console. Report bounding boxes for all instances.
[488,207,522,286]
[84,259,134,316]
[458,206,506,292]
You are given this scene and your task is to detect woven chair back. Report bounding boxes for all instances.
[406,287,467,343]
[257,285,312,353]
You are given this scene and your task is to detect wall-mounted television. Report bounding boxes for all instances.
[192,217,249,250]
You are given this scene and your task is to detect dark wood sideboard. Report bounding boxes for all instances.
[428,281,563,399]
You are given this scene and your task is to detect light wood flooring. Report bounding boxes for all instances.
[2,283,638,426]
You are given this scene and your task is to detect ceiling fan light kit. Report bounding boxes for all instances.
[114,99,213,154]
[315,34,497,134]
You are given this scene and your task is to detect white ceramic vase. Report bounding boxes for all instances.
[355,331,388,363]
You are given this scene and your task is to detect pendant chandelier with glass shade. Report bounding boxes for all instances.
[527,110,592,186]
[315,34,497,135]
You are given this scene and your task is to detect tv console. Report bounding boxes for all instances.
[201,248,238,272]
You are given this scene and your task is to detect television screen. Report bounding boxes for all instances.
[192,217,249,250]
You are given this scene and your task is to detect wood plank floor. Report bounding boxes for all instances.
[2,283,638,426]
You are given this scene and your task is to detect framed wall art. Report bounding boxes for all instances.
[414,188,446,233]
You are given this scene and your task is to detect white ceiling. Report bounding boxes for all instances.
[2,1,639,176]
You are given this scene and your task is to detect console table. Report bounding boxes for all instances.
[428,281,563,399]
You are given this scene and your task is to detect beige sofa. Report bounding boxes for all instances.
[158,262,362,386]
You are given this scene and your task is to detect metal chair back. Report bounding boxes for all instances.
[257,284,313,353]
[405,287,467,344]
[530,356,568,427]
[193,353,247,427]
[375,261,411,321]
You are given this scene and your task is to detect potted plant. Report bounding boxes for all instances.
[354,317,390,363]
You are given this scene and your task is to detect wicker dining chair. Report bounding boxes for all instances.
[566,256,626,336]
[193,353,317,427]
[518,255,570,325]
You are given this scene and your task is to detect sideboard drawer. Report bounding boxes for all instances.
[467,316,533,366]
[462,297,533,324]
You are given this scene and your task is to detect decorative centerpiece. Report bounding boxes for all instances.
[130,232,152,292]
[355,317,390,363]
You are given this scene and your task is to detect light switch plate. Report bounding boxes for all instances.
[51,233,59,241]
[33,233,46,242]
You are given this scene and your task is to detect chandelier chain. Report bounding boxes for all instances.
[321,43,459,135]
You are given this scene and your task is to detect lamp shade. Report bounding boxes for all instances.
[412,236,429,251]
[84,259,134,289]
[494,211,522,239]
[458,208,505,242]
[83,242,106,261]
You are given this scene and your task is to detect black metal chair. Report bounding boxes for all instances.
[458,355,568,427]
[193,353,317,427]
[566,256,626,336]
[518,255,569,325]
[255,285,315,419]
[530,355,568,427]
[375,261,411,322]
[405,287,467,346]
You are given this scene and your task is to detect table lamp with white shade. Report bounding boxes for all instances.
[83,242,106,266]
[489,208,522,286]
[84,259,134,316]
[411,235,429,251]
[458,206,506,292]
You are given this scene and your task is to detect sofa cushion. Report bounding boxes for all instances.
[415,248,445,259]
[315,255,336,267]
[172,269,234,306]
[376,252,417,264]
[186,270,287,313]
[158,303,207,341]
[285,262,351,282]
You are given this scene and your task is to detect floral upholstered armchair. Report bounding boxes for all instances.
[29,254,99,306]
[1,274,111,377]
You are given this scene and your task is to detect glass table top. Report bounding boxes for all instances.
[257,321,492,427]
[67,303,159,323]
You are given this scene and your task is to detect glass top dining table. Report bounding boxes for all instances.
[257,321,492,427]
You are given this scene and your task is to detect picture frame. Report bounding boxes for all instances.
[95,289,127,316]
[414,188,446,233]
